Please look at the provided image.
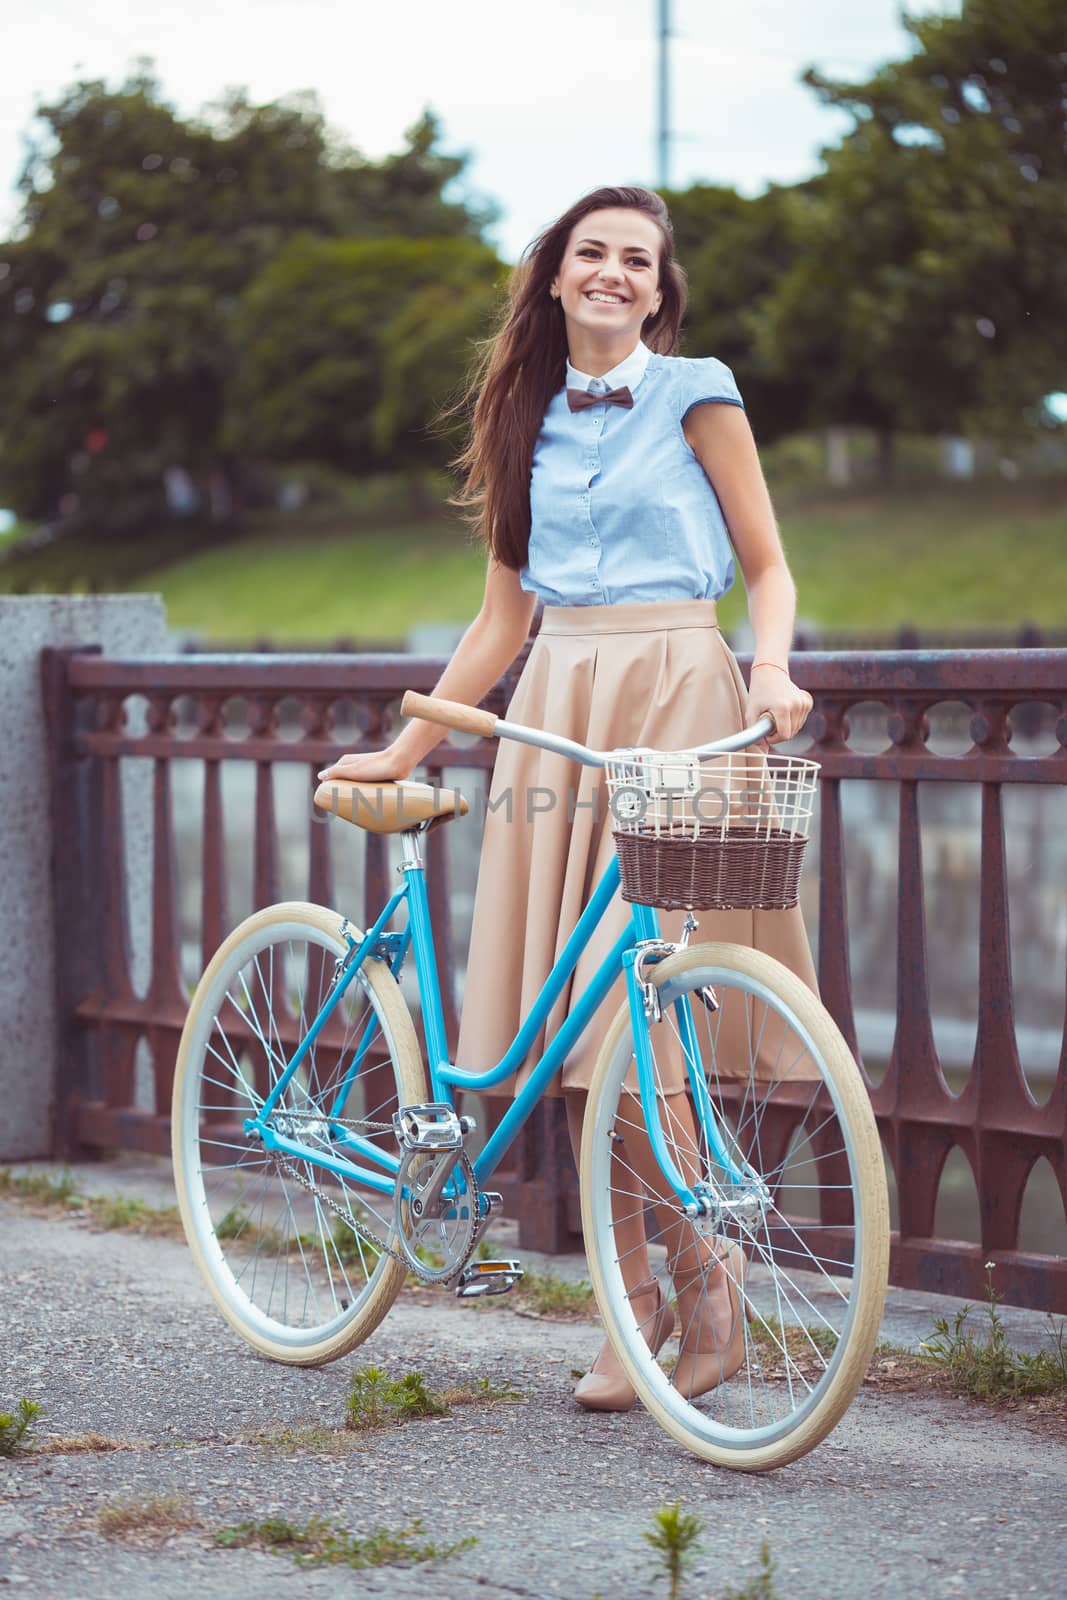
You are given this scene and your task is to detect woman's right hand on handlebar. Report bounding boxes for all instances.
[317,745,414,784]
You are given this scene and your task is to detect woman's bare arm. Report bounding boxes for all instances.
[683,403,813,742]
[318,560,537,782]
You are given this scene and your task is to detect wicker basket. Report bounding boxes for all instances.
[606,747,818,911]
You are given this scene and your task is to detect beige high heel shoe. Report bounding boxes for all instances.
[574,1282,676,1413]
[670,1242,751,1401]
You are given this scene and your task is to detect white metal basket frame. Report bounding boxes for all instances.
[604,748,820,843]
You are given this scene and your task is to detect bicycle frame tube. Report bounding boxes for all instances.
[253,833,744,1210]
[623,951,701,1211]
[667,984,749,1186]
[432,856,628,1095]
[253,885,412,1189]
[471,918,637,1183]
[256,1126,397,1196]
[256,886,407,1124]
[401,849,718,1205]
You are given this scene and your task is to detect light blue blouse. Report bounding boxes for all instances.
[520,338,744,607]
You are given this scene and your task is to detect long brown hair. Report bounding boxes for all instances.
[449,186,688,570]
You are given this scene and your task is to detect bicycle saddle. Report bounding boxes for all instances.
[313,778,469,834]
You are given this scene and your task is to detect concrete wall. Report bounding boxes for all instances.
[0,595,170,1160]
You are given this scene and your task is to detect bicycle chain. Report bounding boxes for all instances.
[271,1117,480,1283]
[273,1149,411,1271]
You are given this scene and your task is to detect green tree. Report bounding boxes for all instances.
[666,181,814,442]
[224,235,501,471]
[0,68,494,530]
[374,276,503,465]
[764,0,1067,456]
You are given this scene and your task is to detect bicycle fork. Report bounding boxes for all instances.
[622,946,768,1229]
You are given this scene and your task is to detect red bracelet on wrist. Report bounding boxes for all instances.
[751,660,791,675]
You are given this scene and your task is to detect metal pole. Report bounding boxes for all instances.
[657,0,671,188]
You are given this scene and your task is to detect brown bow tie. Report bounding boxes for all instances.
[566,385,634,413]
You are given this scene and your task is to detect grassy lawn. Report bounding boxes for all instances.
[774,480,1066,635]
[145,479,1067,643]
[2,475,1063,644]
[144,518,486,644]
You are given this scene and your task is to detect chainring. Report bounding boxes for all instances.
[393,1146,479,1282]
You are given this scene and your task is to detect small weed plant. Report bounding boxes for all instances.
[0,1398,42,1457]
[214,1203,250,1241]
[97,1492,199,1543]
[515,1270,597,1318]
[439,1375,525,1407]
[252,1369,522,1451]
[34,1432,131,1455]
[643,1502,704,1600]
[216,1514,473,1570]
[329,1216,379,1270]
[746,1321,837,1374]
[245,1422,364,1455]
[921,1263,1067,1402]
[86,1194,182,1235]
[0,1167,181,1234]
[212,1205,373,1269]
[343,1363,524,1440]
[719,1540,780,1600]
[0,1167,79,1207]
[345,1366,448,1431]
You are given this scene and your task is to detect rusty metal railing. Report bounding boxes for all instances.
[42,645,1067,1307]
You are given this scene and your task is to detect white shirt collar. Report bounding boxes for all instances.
[566,338,652,395]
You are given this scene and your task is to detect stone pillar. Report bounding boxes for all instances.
[0,595,170,1159]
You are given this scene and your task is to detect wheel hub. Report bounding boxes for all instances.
[690,1180,769,1236]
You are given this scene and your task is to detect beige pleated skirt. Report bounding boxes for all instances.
[455,599,820,1096]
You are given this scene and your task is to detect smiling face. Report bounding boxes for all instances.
[549,207,663,361]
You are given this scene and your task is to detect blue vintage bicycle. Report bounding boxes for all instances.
[172,691,889,1470]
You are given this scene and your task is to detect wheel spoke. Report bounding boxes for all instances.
[173,907,426,1361]
[582,948,888,1467]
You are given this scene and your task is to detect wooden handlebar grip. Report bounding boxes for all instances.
[400,691,498,738]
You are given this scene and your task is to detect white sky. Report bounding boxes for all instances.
[3,0,953,259]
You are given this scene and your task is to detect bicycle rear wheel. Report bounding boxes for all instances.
[580,942,889,1471]
[173,901,426,1365]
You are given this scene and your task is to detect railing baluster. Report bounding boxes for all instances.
[305,695,335,913]
[251,696,281,911]
[200,695,228,965]
[144,693,186,1149]
[97,703,140,1131]
[971,694,1031,1255]
[890,776,951,1255]
[817,772,859,1061]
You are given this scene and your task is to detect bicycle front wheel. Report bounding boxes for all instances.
[580,942,889,1471]
[173,901,427,1365]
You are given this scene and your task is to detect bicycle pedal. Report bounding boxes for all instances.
[454,1259,524,1299]
[393,1103,474,1152]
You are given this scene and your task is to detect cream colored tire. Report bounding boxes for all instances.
[580,942,889,1471]
[172,901,426,1365]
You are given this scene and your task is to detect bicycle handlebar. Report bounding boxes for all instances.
[400,690,777,768]
[401,691,498,739]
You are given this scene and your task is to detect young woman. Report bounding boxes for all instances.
[319,185,815,1412]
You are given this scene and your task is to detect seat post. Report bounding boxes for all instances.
[399,830,425,871]
[398,824,450,1096]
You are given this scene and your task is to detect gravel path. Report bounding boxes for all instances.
[1,1161,1064,1600]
